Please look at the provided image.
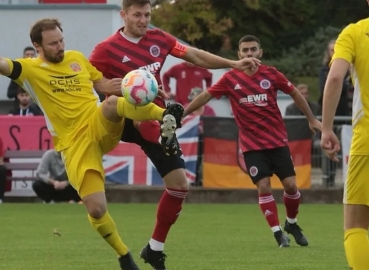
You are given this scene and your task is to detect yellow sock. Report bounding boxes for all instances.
[344,228,369,270]
[116,97,164,121]
[88,211,129,256]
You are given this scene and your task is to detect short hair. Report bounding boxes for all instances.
[238,35,261,46]
[122,0,151,10]
[23,46,35,53]
[17,88,27,95]
[30,18,63,45]
[296,84,308,90]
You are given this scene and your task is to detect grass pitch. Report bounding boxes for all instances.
[0,203,347,270]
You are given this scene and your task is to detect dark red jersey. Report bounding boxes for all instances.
[208,65,295,152]
[90,28,179,108]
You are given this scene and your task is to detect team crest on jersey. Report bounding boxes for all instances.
[70,63,81,72]
[149,45,161,57]
[260,79,271,89]
[249,166,258,177]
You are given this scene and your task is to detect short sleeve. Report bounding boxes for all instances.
[162,31,177,51]
[3,58,28,86]
[273,68,295,94]
[331,24,357,65]
[207,74,230,99]
[89,43,110,75]
[79,53,103,82]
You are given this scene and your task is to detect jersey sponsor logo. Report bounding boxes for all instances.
[139,62,161,74]
[149,45,161,57]
[70,63,81,72]
[260,79,271,89]
[239,94,268,107]
[49,74,81,93]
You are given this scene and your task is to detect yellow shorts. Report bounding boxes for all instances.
[344,155,369,206]
[61,104,124,198]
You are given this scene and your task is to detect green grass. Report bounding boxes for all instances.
[0,204,347,270]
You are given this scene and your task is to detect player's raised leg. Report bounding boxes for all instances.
[102,96,184,149]
[343,155,369,269]
[281,176,308,246]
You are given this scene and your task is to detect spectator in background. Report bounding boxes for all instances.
[185,87,216,186]
[318,40,350,187]
[8,89,42,116]
[7,46,36,109]
[0,137,6,204]
[318,39,350,116]
[285,84,321,116]
[163,62,213,104]
[285,83,322,180]
[33,149,81,203]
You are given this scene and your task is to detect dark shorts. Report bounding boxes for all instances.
[121,119,185,178]
[243,146,295,184]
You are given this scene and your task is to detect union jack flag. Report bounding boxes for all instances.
[103,116,200,185]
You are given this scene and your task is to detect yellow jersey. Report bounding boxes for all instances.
[4,50,103,151]
[332,18,369,155]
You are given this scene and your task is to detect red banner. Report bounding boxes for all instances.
[0,116,52,151]
[0,116,199,187]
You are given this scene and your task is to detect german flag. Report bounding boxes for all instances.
[202,117,312,189]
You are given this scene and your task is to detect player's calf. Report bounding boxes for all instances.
[281,177,308,246]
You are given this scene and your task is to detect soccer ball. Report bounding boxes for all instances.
[121,69,159,106]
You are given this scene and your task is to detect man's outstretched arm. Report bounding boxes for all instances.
[184,91,213,117]
[182,47,260,71]
[0,57,11,76]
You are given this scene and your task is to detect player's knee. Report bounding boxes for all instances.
[282,177,297,193]
[83,193,107,219]
[256,178,271,194]
[163,169,189,190]
[87,204,107,219]
[105,95,119,107]
[167,181,189,190]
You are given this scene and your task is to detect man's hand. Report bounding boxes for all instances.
[53,181,69,190]
[106,78,123,96]
[308,119,322,135]
[321,130,340,162]
[232,57,261,71]
[157,85,170,100]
